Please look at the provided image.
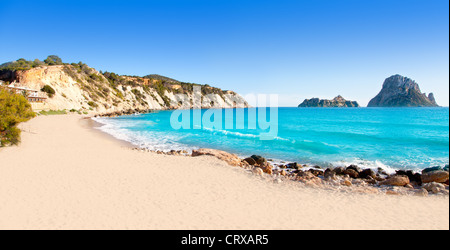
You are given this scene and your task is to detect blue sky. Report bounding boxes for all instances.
[0,0,448,106]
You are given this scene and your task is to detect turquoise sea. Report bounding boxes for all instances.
[94,107,449,172]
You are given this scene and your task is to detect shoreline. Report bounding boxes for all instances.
[92,107,449,174]
[91,116,449,197]
[0,114,448,229]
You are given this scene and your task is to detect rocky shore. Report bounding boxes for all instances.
[131,147,450,197]
[94,108,157,118]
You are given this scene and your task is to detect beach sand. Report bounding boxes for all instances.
[0,115,448,230]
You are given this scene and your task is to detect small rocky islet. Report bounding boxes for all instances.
[298,95,360,108]
[132,147,449,197]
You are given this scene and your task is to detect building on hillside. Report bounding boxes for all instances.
[2,82,48,103]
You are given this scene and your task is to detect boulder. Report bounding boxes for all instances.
[444,165,449,172]
[421,171,449,184]
[333,167,346,175]
[347,165,361,173]
[252,167,264,176]
[396,170,422,185]
[343,169,359,179]
[422,182,445,194]
[309,169,324,177]
[251,155,267,165]
[261,163,274,175]
[296,171,316,181]
[243,157,257,166]
[324,168,336,180]
[278,165,287,169]
[422,166,443,174]
[365,176,378,185]
[286,162,302,170]
[380,176,410,187]
[360,169,377,179]
[192,148,242,167]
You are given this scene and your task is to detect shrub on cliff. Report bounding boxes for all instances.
[0,56,65,71]
[41,85,56,98]
[0,89,36,147]
[44,55,63,66]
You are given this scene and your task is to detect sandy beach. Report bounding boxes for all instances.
[0,115,448,230]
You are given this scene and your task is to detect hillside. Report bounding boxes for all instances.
[0,56,249,114]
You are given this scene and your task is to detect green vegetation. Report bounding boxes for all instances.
[43,55,63,66]
[144,74,180,83]
[0,56,232,110]
[88,101,98,108]
[39,110,67,116]
[41,85,56,98]
[153,81,171,106]
[0,55,64,71]
[0,89,36,147]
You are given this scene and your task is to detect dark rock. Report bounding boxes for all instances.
[413,173,423,186]
[346,165,361,173]
[250,155,267,165]
[296,171,316,180]
[309,169,324,177]
[324,168,336,179]
[333,167,346,175]
[422,166,443,174]
[343,169,359,179]
[444,165,449,172]
[286,162,302,170]
[368,75,440,107]
[298,95,360,108]
[375,176,386,182]
[396,170,408,176]
[243,157,257,166]
[396,170,422,185]
[360,169,377,179]
[365,176,378,185]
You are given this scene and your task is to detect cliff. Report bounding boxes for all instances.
[0,59,249,114]
[368,75,439,107]
[298,95,360,108]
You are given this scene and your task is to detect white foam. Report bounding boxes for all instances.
[92,117,195,152]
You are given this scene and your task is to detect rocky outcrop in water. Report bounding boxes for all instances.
[298,95,360,108]
[368,75,439,107]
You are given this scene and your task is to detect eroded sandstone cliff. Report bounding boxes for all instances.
[0,64,249,114]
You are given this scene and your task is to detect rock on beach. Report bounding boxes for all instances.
[192,148,242,167]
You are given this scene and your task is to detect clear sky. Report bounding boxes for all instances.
[0,0,448,106]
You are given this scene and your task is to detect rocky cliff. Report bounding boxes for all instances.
[0,60,249,114]
[368,75,439,107]
[298,95,360,108]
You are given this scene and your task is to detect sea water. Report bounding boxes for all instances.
[94,107,449,171]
